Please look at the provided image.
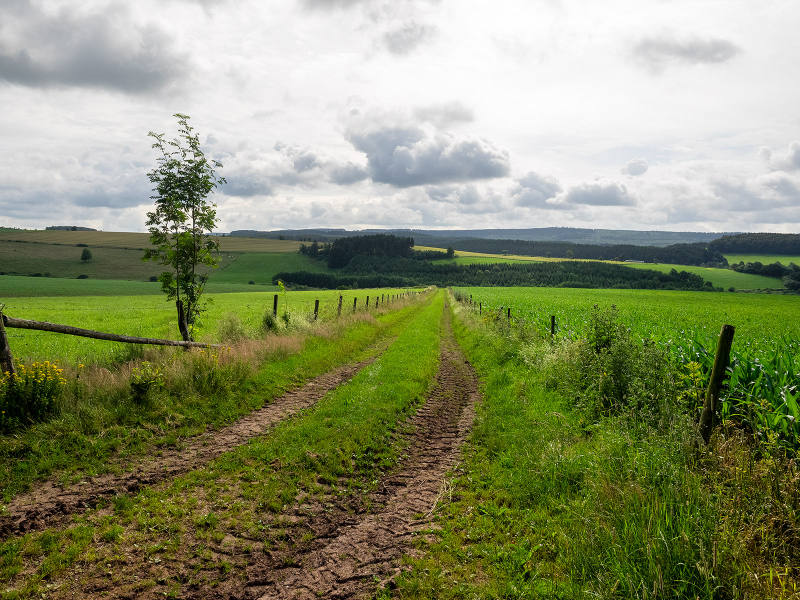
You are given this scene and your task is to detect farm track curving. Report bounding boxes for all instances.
[0,347,392,540]
[197,302,481,600]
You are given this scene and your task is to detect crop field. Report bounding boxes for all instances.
[0,229,301,253]
[2,288,418,363]
[457,286,798,351]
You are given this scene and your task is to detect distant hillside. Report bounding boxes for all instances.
[231,227,732,247]
[709,233,800,255]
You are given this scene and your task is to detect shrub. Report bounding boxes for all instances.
[149,275,158,282]
[248,280,255,285]
[0,361,66,431]
[77,274,88,279]
[80,248,92,261]
[130,361,165,404]
[261,311,278,333]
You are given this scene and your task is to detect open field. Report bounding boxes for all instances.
[457,286,799,350]
[2,288,420,363]
[0,229,301,252]
[0,275,266,297]
[620,261,783,289]
[725,253,800,265]
[0,246,325,286]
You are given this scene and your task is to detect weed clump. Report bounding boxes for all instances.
[0,360,66,431]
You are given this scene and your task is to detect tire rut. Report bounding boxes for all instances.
[0,348,390,540]
[204,300,480,600]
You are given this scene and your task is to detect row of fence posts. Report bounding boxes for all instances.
[466,293,558,341]
[271,291,417,321]
[460,292,735,445]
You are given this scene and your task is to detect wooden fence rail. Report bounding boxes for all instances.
[0,313,223,374]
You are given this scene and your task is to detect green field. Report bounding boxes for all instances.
[0,275,266,297]
[725,253,800,265]
[2,288,418,363]
[210,252,331,285]
[621,261,783,289]
[458,286,799,351]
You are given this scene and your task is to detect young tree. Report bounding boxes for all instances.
[142,113,225,341]
[80,248,92,261]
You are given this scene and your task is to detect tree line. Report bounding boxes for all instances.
[709,233,800,254]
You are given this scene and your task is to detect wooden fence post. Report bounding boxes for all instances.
[507,307,511,321]
[337,295,343,317]
[366,296,369,310]
[375,296,378,308]
[314,299,319,320]
[0,308,16,375]
[353,298,357,314]
[273,294,278,318]
[699,324,736,445]
[479,302,482,315]
[550,315,556,340]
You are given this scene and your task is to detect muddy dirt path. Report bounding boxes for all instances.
[0,351,389,540]
[207,303,481,600]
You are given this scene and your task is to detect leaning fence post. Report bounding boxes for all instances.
[337,295,343,317]
[314,299,319,321]
[550,315,556,340]
[273,294,279,318]
[0,307,16,375]
[699,324,736,445]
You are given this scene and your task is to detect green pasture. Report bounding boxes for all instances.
[2,288,418,363]
[725,253,800,265]
[210,252,331,285]
[621,261,783,289]
[0,275,261,297]
[458,286,800,352]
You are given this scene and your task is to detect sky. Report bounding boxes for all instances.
[1,0,799,234]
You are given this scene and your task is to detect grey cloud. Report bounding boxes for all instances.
[382,22,437,55]
[426,185,481,205]
[621,158,649,177]
[565,181,636,206]
[329,162,369,185]
[346,126,511,187]
[765,141,800,171]
[631,34,741,73]
[0,1,188,93]
[413,101,475,129]
[511,172,563,208]
[224,167,277,197]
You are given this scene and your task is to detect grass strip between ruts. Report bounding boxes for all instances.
[0,291,445,598]
[0,293,431,502]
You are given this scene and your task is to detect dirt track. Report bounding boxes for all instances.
[0,354,384,539]
[200,304,481,599]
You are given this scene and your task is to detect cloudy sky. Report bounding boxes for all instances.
[1,0,799,233]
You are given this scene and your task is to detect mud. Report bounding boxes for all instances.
[0,355,383,539]
[200,304,481,599]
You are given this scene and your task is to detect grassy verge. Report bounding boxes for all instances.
[394,295,797,599]
[0,293,431,501]
[0,290,446,598]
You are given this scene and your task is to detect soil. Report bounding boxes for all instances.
[194,304,481,599]
[0,353,384,540]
